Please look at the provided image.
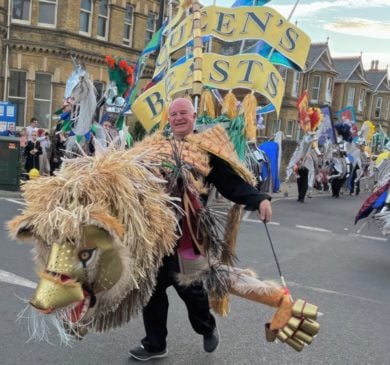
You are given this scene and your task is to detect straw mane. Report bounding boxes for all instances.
[8,147,178,330]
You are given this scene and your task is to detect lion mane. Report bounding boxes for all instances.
[8,147,178,332]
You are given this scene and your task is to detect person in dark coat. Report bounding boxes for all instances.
[24,131,42,173]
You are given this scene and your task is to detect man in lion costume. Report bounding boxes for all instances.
[8,98,319,358]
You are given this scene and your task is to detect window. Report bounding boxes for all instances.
[375,97,383,119]
[80,0,92,34]
[358,89,365,112]
[295,124,302,141]
[278,67,287,84]
[325,77,333,103]
[286,120,295,138]
[97,0,109,39]
[386,99,390,120]
[271,119,281,134]
[8,71,27,127]
[311,75,321,103]
[347,87,355,107]
[38,0,57,26]
[291,72,300,97]
[123,4,134,46]
[34,73,52,129]
[145,12,157,45]
[12,0,31,23]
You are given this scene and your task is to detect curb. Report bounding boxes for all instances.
[0,190,22,198]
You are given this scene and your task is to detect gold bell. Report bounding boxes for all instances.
[292,299,318,320]
[264,323,278,342]
[293,329,313,345]
[287,316,303,331]
[286,337,305,352]
[300,318,320,336]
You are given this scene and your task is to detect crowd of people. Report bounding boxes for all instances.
[1,113,122,180]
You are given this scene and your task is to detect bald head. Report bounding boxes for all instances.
[168,98,196,139]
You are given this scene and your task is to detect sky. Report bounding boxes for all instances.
[200,0,390,75]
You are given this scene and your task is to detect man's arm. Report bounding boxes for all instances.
[207,154,272,221]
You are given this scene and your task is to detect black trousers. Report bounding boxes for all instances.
[296,167,309,201]
[349,166,360,195]
[141,253,216,352]
[331,177,346,197]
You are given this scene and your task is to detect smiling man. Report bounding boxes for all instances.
[129,97,273,361]
[168,98,196,139]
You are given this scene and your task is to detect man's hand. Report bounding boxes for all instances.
[258,199,272,223]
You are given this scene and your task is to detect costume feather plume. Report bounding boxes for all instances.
[199,89,216,119]
[222,92,238,120]
[360,120,376,145]
[241,93,257,141]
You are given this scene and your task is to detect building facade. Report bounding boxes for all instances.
[264,41,390,140]
[1,0,164,129]
[1,3,389,139]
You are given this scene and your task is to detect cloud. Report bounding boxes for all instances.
[270,0,390,19]
[200,1,389,20]
[324,18,390,39]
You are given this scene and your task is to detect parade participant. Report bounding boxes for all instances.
[8,97,320,357]
[294,157,309,203]
[129,97,272,361]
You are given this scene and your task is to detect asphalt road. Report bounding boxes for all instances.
[0,192,389,365]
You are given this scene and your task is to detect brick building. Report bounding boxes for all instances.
[0,0,163,129]
[1,2,389,138]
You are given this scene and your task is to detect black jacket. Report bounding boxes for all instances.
[206,153,271,210]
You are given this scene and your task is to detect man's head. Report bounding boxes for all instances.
[30,118,38,128]
[168,98,196,139]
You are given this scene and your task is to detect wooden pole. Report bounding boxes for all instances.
[191,0,203,111]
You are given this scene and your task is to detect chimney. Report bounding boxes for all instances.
[375,60,379,70]
[371,60,375,70]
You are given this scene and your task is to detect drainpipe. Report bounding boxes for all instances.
[3,0,11,100]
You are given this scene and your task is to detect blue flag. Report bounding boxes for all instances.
[232,0,271,6]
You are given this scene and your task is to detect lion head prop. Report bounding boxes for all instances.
[8,148,178,342]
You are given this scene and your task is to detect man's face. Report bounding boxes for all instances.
[32,120,38,128]
[168,98,196,139]
[102,121,111,130]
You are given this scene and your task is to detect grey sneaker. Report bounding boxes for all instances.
[129,345,168,361]
[203,327,220,353]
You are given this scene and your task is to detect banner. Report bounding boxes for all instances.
[132,53,285,131]
[336,106,358,138]
[153,6,310,79]
[318,105,336,145]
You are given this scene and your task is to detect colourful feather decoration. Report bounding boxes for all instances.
[241,93,257,141]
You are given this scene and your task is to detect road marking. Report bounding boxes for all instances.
[3,198,26,206]
[350,233,388,242]
[242,211,251,220]
[210,210,280,225]
[296,225,332,233]
[0,269,37,289]
[244,218,280,226]
[288,281,385,305]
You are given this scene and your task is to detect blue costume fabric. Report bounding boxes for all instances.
[259,141,280,193]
